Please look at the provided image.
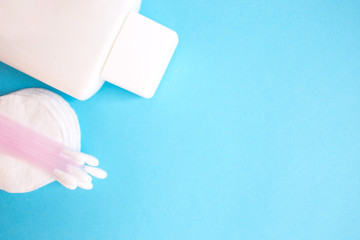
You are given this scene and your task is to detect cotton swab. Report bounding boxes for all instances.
[0,112,107,190]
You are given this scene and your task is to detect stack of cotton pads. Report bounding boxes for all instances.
[0,88,105,193]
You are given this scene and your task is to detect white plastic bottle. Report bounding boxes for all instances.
[0,0,178,100]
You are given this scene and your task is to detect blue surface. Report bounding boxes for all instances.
[0,0,360,239]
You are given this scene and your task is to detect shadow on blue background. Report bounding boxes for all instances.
[0,0,359,239]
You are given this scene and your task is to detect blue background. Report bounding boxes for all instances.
[0,0,359,239]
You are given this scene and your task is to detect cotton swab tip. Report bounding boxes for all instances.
[78,182,93,190]
[84,166,107,179]
[66,164,92,183]
[54,169,78,190]
[62,149,99,166]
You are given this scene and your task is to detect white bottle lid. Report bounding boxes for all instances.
[101,11,179,98]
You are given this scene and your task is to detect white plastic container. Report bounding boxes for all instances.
[0,0,178,100]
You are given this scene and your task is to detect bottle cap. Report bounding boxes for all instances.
[101,11,178,98]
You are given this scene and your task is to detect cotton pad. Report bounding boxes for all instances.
[0,88,81,193]
[11,88,81,150]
